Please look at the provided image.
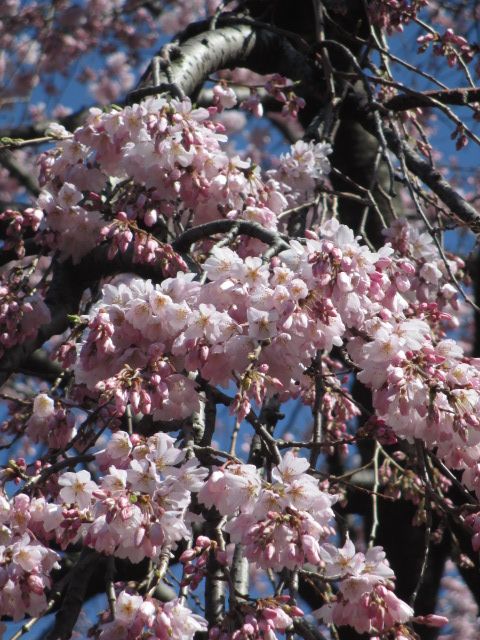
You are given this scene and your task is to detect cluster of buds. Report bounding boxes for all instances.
[0,277,50,358]
[180,535,216,590]
[0,207,43,257]
[368,0,428,34]
[100,212,187,275]
[264,74,305,119]
[417,29,474,68]
[209,596,303,640]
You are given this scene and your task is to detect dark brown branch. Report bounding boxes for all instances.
[172,219,290,253]
[352,103,480,232]
[384,86,480,112]
[45,549,101,640]
[16,350,64,380]
[293,619,329,640]
[0,238,40,267]
[0,150,39,197]
[386,126,480,232]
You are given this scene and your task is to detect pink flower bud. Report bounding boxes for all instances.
[196,536,212,549]
[414,614,449,627]
[180,549,197,563]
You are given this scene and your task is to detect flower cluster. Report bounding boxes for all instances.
[28,431,208,564]
[465,512,480,552]
[180,535,215,590]
[263,74,306,119]
[383,217,462,314]
[417,29,474,68]
[27,394,77,450]
[0,207,43,258]
[36,96,330,264]
[0,273,51,359]
[209,596,303,640]
[438,561,478,639]
[269,139,331,206]
[367,0,428,34]
[0,0,158,108]
[1,1,477,638]
[96,590,207,640]
[72,229,348,418]
[198,452,336,571]
[315,539,414,635]
[63,208,480,475]
[0,493,60,620]
[355,333,480,468]
[159,0,228,34]
[301,355,360,452]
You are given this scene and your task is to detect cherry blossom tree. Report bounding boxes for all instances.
[1,1,480,639]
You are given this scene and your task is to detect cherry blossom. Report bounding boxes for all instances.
[97,590,207,640]
[315,539,414,635]
[3,2,480,637]
[199,453,337,571]
[0,495,60,621]
[58,470,98,509]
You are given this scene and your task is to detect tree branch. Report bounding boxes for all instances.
[45,549,101,640]
[385,125,480,232]
[172,219,290,253]
[129,18,321,106]
[0,106,92,144]
[0,150,39,197]
[0,238,40,267]
[353,103,480,232]
[384,86,480,112]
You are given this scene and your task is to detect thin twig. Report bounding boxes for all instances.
[369,442,381,547]
[410,441,433,607]
[310,351,324,467]
[105,556,117,618]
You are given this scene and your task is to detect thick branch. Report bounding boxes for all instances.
[45,549,101,640]
[384,86,480,112]
[130,18,321,106]
[293,619,329,640]
[172,219,290,253]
